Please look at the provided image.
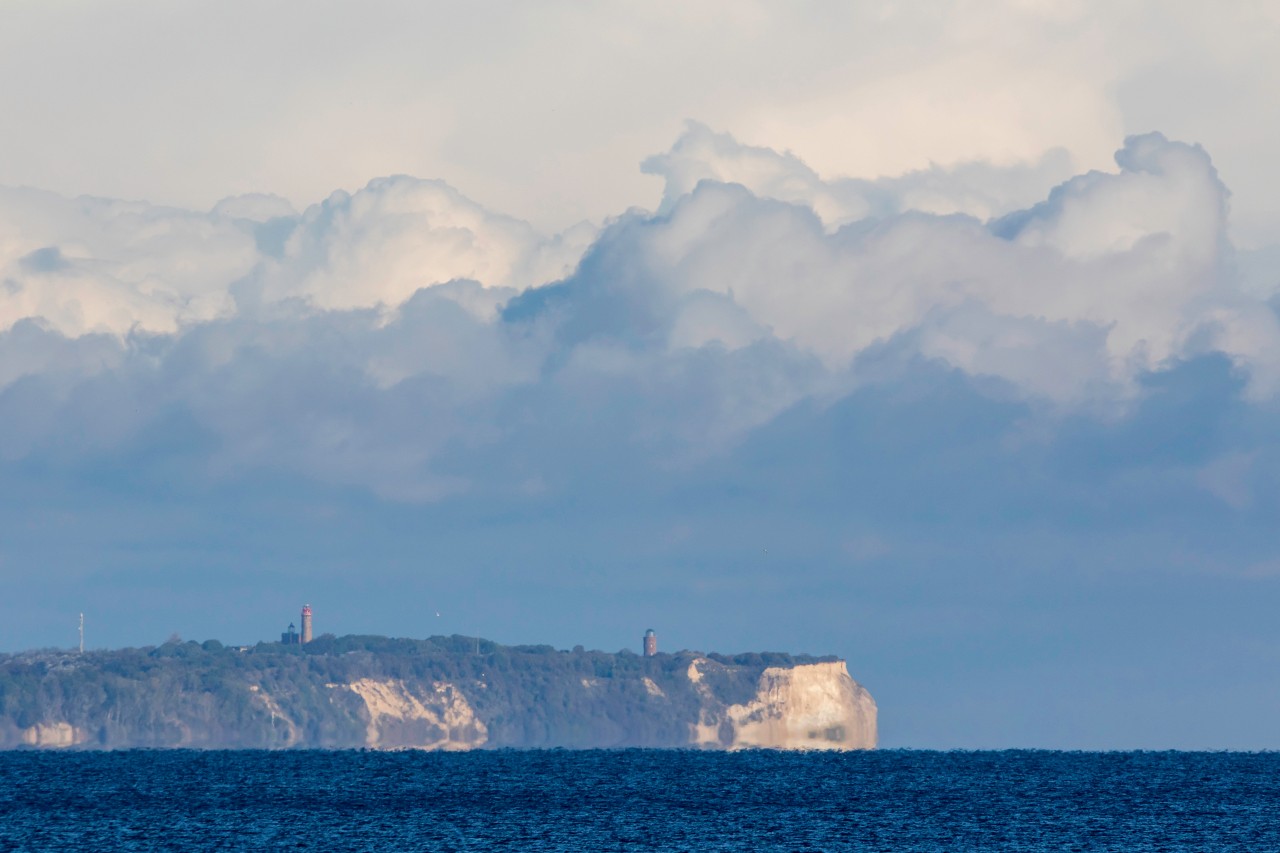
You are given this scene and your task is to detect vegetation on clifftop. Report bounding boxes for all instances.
[0,635,838,750]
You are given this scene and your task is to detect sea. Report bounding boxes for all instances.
[1,749,1277,851]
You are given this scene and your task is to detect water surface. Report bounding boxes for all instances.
[2,749,1276,850]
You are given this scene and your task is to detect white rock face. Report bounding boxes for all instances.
[341,678,487,750]
[21,722,86,748]
[727,661,877,750]
[689,660,877,751]
[642,677,666,698]
[3,659,873,750]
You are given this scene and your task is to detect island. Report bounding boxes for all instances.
[0,635,877,751]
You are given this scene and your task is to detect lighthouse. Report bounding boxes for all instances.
[643,628,657,657]
[301,604,313,644]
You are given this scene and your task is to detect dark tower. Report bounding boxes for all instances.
[301,605,313,644]
[643,628,657,657]
[281,623,299,645]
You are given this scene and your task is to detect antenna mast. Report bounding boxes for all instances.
[78,613,84,654]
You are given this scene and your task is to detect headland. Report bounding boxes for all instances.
[0,634,877,751]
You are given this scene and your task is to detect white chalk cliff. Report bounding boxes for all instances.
[0,641,876,751]
[21,722,86,748]
[341,678,488,750]
[689,660,877,750]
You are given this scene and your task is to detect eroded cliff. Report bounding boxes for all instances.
[688,659,876,750]
[342,678,487,750]
[0,636,875,751]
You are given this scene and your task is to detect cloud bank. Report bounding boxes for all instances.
[1,127,1276,497]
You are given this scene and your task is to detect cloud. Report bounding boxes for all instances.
[0,127,1277,615]
[250,176,595,313]
[643,121,1076,227]
[0,127,1278,507]
[0,186,256,337]
[581,130,1280,405]
[0,178,594,340]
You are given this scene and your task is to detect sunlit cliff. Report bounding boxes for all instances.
[0,636,875,751]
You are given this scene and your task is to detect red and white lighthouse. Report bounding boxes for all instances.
[301,604,313,644]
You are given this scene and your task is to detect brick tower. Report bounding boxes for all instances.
[643,628,657,657]
[301,604,313,644]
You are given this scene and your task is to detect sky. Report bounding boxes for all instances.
[2,0,1280,749]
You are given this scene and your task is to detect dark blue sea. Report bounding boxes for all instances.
[2,750,1278,851]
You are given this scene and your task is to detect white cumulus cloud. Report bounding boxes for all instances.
[0,126,1277,499]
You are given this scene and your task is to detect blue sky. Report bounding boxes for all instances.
[2,1,1280,748]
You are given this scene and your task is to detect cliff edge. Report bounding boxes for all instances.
[0,636,876,751]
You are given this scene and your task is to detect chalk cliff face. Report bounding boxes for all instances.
[20,722,87,748]
[342,678,487,750]
[688,659,876,750]
[725,661,876,750]
[0,636,875,751]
